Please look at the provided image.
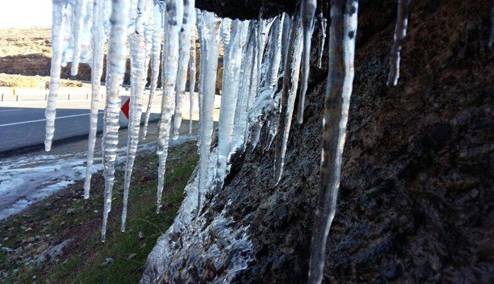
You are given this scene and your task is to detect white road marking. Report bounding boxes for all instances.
[0,109,23,113]
[0,112,103,128]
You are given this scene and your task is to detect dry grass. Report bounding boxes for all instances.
[0,28,51,58]
[0,73,83,88]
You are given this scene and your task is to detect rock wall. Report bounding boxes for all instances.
[143,0,494,282]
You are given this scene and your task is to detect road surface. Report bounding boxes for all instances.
[0,106,107,153]
[0,92,217,155]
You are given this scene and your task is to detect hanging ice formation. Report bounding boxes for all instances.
[214,20,249,188]
[387,0,411,86]
[317,12,327,68]
[188,12,197,135]
[83,0,108,199]
[44,0,68,152]
[264,13,290,150]
[121,0,150,232]
[70,0,88,76]
[196,10,207,151]
[142,2,165,139]
[197,12,220,214]
[100,0,130,242]
[156,0,184,213]
[231,24,255,152]
[247,15,283,150]
[273,4,304,185]
[296,0,317,125]
[172,0,195,139]
[220,18,232,47]
[308,0,359,283]
[43,0,430,279]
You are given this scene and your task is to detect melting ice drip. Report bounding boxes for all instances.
[43,0,427,282]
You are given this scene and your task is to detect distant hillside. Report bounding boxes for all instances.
[0,28,92,85]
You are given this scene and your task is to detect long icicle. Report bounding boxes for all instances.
[214,20,248,188]
[280,13,292,75]
[250,16,283,151]
[273,5,304,185]
[297,0,317,125]
[172,0,195,139]
[231,24,255,152]
[197,12,220,215]
[387,0,411,86]
[188,11,197,135]
[317,12,328,68]
[100,0,130,242]
[70,0,87,76]
[142,2,165,139]
[121,0,149,232]
[83,0,107,199]
[44,0,68,152]
[156,0,183,213]
[266,13,289,150]
[308,0,359,283]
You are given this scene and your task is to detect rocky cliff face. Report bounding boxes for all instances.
[143,0,494,282]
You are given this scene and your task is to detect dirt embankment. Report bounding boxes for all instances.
[0,28,225,91]
[0,28,92,82]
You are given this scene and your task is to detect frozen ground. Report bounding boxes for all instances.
[0,121,196,220]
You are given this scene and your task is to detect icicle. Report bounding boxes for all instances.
[214,20,249,188]
[142,2,165,139]
[255,17,276,85]
[156,0,184,213]
[100,0,130,242]
[273,6,304,184]
[195,10,207,151]
[231,24,255,152]
[266,13,290,150]
[308,1,359,283]
[248,16,283,150]
[83,0,108,199]
[172,0,195,139]
[188,12,197,135]
[241,18,274,149]
[317,12,327,68]
[197,12,220,214]
[245,22,262,125]
[220,18,232,47]
[70,0,88,76]
[121,0,149,233]
[265,16,283,90]
[44,0,68,152]
[387,0,411,86]
[280,14,292,74]
[297,0,317,125]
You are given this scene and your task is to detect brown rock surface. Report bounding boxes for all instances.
[147,0,494,282]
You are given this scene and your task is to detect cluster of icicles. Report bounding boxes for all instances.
[44,0,411,282]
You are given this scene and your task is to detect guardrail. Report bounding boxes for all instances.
[0,87,141,102]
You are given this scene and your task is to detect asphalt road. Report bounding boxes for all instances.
[0,107,110,153]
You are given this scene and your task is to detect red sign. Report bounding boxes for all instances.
[121,98,130,119]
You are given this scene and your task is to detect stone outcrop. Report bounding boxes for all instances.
[143,0,494,282]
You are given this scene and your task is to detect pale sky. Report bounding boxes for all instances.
[0,0,52,28]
